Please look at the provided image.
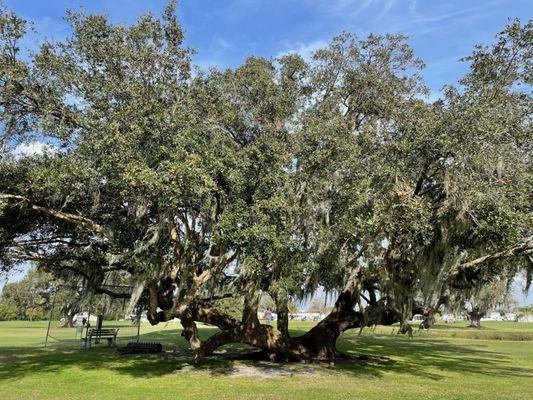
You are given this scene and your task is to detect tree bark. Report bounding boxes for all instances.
[290,290,363,359]
[62,311,76,328]
[146,278,397,362]
[468,307,482,328]
[273,293,289,338]
[61,303,79,328]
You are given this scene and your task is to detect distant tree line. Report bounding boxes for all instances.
[0,269,127,323]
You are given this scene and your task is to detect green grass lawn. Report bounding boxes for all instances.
[0,320,532,400]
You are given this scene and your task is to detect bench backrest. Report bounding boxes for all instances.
[88,328,118,336]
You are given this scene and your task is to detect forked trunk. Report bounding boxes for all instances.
[290,290,363,360]
[149,279,393,362]
[61,303,79,328]
[468,307,482,328]
[398,321,413,337]
[62,312,75,328]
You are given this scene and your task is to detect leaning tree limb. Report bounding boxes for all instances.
[0,194,113,238]
[459,237,533,270]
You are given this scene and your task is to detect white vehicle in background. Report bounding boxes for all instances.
[289,313,324,321]
[441,314,456,323]
[72,312,97,324]
[482,312,503,322]
[411,314,425,323]
[127,312,149,322]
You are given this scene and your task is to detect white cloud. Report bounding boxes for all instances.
[375,0,396,21]
[12,141,57,159]
[214,37,232,51]
[276,39,328,61]
[306,0,391,20]
[324,0,375,14]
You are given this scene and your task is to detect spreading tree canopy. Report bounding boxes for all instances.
[0,2,531,360]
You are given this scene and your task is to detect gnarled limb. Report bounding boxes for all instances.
[459,238,533,270]
[189,307,240,331]
[291,290,363,359]
[0,194,112,238]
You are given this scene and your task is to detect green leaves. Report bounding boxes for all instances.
[0,2,530,328]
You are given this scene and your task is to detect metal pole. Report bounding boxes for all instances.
[136,307,141,343]
[44,288,58,348]
[84,292,94,350]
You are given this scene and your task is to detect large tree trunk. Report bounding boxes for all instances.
[61,304,78,328]
[273,292,289,338]
[186,290,397,361]
[290,290,363,360]
[146,277,396,362]
[62,312,75,328]
[468,306,482,328]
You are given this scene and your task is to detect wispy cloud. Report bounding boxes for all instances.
[214,37,232,51]
[311,0,377,18]
[276,39,328,60]
[374,0,396,22]
[411,3,497,25]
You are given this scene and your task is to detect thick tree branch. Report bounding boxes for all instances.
[0,194,113,238]
[459,238,533,270]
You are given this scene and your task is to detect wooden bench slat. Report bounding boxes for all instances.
[89,329,118,331]
[83,328,119,349]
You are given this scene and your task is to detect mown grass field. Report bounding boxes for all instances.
[0,319,532,400]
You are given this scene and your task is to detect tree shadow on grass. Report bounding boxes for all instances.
[0,327,532,382]
[335,333,532,380]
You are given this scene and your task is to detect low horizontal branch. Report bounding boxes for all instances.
[0,194,113,238]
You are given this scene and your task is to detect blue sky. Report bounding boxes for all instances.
[1,0,532,304]
[4,0,532,100]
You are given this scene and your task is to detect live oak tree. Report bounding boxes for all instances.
[297,22,532,340]
[452,278,513,329]
[406,19,533,330]
[0,2,531,360]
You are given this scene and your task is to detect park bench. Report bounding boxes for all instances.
[82,328,119,349]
